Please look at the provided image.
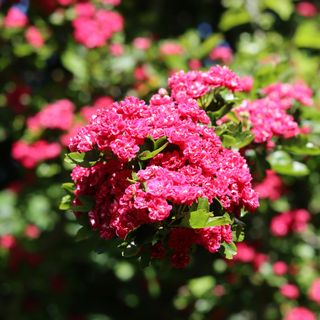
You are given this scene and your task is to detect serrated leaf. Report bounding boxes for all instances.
[62,182,75,194]
[75,226,92,242]
[283,137,320,156]
[65,150,101,168]
[219,9,251,31]
[222,134,237,148]
[59,194,72,210]
[197,197,210,212]
[196,34,222,59]
[180,210,231,229]
[264,0,293,20]
[221,241,237,260]
[294,21,320,49]
[61,48,88,80]
[267,150,310,176]
[138,142,169,161]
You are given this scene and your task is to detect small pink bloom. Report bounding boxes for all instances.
[308,279,320,304]
[109,43,124,56]
[25,26,45,48]
[234,242,255,262]
[160,42,184,55]
[0,234,16,249]
[240,76,254,92]
[4,7,28,28]
[296,2,318,17]
[209,46,233,64]
[133,37,151,50]
[273,261,288,276]
[189,59,202,70]
[280,283,300,299]
[285,307,316,320]
[102,0,121,6]
[25,225,41,239]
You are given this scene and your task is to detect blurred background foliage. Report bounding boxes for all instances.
[0,0,320,319]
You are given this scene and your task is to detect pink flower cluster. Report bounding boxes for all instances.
[235,82,313,146]
[25,26,45,49]
[12,140,61,168]
[270,209,310,237]
[168,226,233,268]
[308,279,320,304]
[27,99,75,131]
[233,242,268,271]
[254,170,284,200]
[280,283,299,299]
[284,307,316,320]
[68,69,259,267]
[168,65,243,101]
[209,46,233,65]
[72,3,124,48]
[4,7,28,28]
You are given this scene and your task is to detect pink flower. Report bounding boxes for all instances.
[73,8,124,48]
[102,0,121,6]
[240,76,254,92]
[270,209,310,237]
[27,99,75,131]
[296,2,318,17]
[25,225,41,239]
[160,42,184,55]
[234,242,255,262]
[25,26,45,48]
[254,170,284,200]
[12,140,61,168]
[133,37,151,50]
[109,43,124,56]
[0,234,16,249]
[188,59,202,70]
[280,283,300,299]
[209,46,233,65]
[4,7,28,28]
[308,279,320,304]
[284,307,316,320]
[273,261,288,276]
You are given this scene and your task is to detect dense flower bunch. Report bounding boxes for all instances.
[12,140,61,169]
[72,2,124,48]
[66,66,259,267]
[235,82,313,146]
[270,209,310,237]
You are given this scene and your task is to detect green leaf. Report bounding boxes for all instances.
[197,197,210,212]
[188,276,215,297]
[283,137,320,156]
[138,142,169,161]
[196,34,222,59]
[232,220,245,242]
[153,136,168,150]
[62,182,75,194]
[180,210,232,229]
[65,150,101,168]
[222,135,237,148]
[61,48,88,80]
[219,9,251,31]
[59,195,72,210]
[221,241,237,260]
[75,226,92,242]
[121,241,140,258]
[264,0,293,20]
[267,150,310,176]
[234,131,254,149]
[294,21,320,49]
